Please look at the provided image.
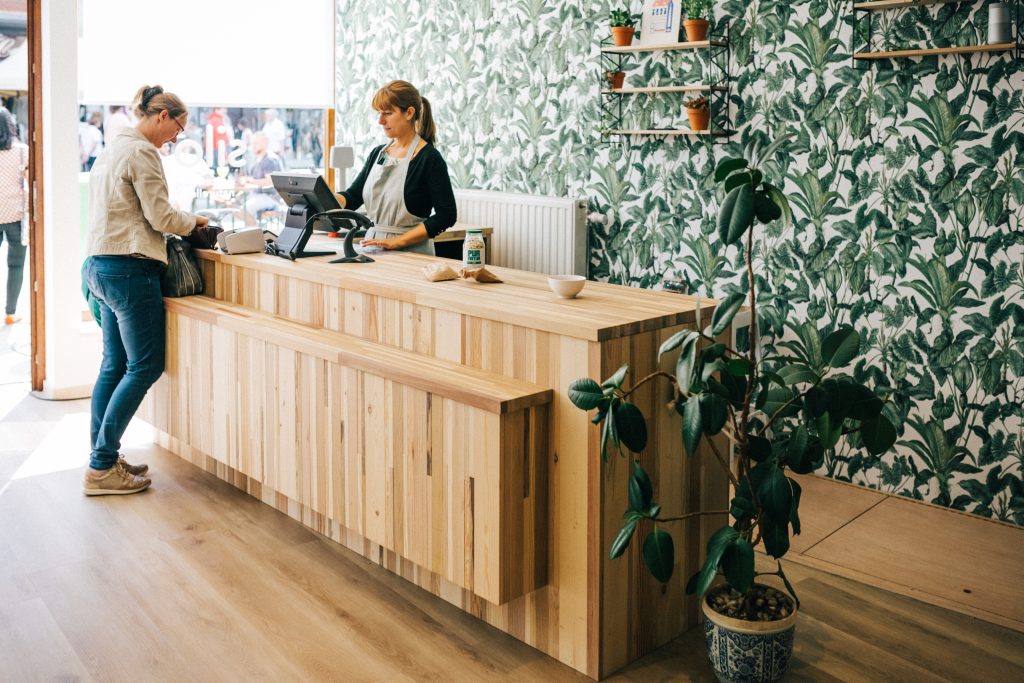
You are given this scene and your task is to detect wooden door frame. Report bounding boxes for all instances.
[27,0,43,391]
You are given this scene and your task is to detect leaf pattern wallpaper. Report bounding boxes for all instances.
[335,0,1024,526]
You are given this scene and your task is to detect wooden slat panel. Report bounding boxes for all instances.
[165,297,550,415]
[157,308,548,606]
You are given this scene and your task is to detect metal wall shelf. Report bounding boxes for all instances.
[854,42,1017,59]
[599,23,732,144]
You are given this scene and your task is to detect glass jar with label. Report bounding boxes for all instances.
[463,229,485,272]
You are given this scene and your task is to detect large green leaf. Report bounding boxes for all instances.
[721,537,755,593]
[777,363,819,386]
[659,329,699,359]
[642,527,675,583]
[842,382,884,420]
[821,327,860,369]
[569,378,604,410]
[748,435,773,462]
[789,478,803,536]
[715,157,748,182]
[682,394,702,456]
[763,182,793,226]
[861,414,898,455]
[628,461,653,512]
[686,525,739,596]
[717,184,755,246]
[676,336,700,393]
[615,401,649,453]
[711,291,746,336]
[761,520,790,558]
[700,393,729,435]
[602,364,629,389]
[610,518,638,559]
[817,412,842,449]
[759,465,793,523]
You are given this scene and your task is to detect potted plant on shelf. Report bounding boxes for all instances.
[609,8,636,47]
[683,0,712,42]
[605,69,626,91]
[685,95,711,132]
[568,137,898,683]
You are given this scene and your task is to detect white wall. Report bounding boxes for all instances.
[37,0,100,400]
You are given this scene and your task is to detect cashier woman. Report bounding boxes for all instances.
[337,80,457,255]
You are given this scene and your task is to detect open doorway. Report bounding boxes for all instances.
[0,0,31,389]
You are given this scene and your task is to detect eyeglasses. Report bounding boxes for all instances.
[170,115,185,136]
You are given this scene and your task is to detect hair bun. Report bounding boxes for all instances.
[141,85,163,105]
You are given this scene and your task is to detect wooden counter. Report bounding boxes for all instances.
[144,248,728,680]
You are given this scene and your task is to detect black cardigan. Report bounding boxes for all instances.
[339,143,457,238]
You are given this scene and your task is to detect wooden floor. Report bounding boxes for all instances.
[1,390,1023,681]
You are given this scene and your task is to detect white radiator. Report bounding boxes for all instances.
[452,189,589,276]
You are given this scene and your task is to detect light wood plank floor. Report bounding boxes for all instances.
[1,394,1023,681]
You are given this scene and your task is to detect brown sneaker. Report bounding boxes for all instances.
[118,455,149,476]
[83,461,152,496]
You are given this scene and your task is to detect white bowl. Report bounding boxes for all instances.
[548,275,586,299]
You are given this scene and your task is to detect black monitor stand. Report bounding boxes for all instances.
[269,203,336,260]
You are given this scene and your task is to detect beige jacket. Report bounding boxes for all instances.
[87,127,196,264]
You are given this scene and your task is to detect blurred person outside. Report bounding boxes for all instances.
[206,107,233,170]
[80,112,104,171]
[104,105,132,146]
[0,107,27,326]
[239,131,283,222]
[260,108,287,156]
[160,141,213,211]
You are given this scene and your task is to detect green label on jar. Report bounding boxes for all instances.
[465,249,482,265]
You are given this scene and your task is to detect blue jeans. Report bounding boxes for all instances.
[84,256,166,470]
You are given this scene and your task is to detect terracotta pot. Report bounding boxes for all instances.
[684,18,710,42]
[606,71,625,90]
[610,26,635,47]
[687,107,711,132]
[702,587,798,683]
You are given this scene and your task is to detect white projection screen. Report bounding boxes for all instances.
[78,0,334,108]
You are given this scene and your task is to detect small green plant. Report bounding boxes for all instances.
[568,135,898,619]
[684,0,712,19]
[609,9,636,27]
[685,95,709,110]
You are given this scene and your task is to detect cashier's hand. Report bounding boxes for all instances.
[195,215,210,228]
[360,237,404,250]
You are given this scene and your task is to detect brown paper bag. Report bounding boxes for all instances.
[423,262,459,282]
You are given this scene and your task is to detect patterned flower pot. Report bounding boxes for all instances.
[687,107,711,131]
[610,26,635,47]
[702,588,798,683]
[684,19,709,42]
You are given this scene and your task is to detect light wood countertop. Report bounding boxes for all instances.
[195,248,716,341]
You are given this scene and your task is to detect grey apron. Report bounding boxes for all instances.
[362,134,435,256]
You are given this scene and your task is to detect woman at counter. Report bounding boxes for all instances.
[83,85,209,496]
[337,80,456,255]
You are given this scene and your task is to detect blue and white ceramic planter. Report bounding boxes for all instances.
[701,588,798,683]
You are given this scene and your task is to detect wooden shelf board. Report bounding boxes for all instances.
[602,85,729,95]
[605,128,728,137]
[854,43,1018,59]
[601,40,727,54]
[854,0,959,10]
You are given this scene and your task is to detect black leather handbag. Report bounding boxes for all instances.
[161,236,204,297]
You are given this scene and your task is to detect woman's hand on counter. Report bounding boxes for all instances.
[361,237,405,250]
[195,215,210,227]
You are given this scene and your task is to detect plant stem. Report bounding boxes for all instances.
[708,435,741,488]
[656,509,731,523]
[622,371,677,400]
[756,383,817,437]
[739,223,758,474]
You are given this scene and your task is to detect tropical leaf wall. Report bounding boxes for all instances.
[335,0,1024,526]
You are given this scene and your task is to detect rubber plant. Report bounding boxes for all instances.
[567,135,899,617]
